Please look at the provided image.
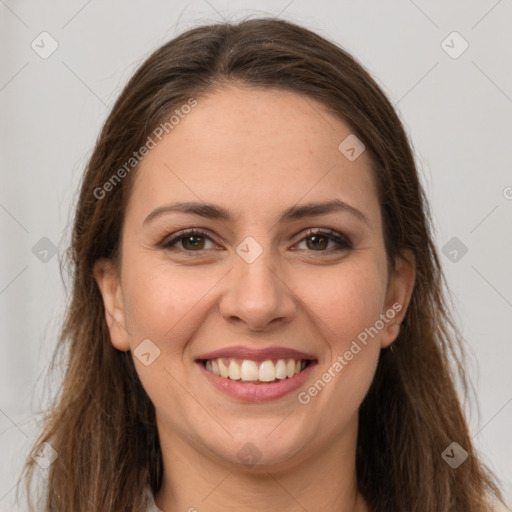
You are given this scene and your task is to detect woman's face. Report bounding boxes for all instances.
[95,85,414,470]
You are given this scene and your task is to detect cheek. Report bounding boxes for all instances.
[295,255,386,413]
[301,257,387,351]
[120,256,211,408]
[297,280,384,436]
[121,255,218,351]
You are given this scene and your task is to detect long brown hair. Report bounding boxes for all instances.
[19,16,505,511]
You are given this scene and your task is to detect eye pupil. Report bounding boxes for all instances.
[183,235,204,250]
[307,235,328,250]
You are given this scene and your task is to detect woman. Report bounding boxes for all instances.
[20,16,505,512]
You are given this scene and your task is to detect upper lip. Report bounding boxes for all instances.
[196,345,317,362]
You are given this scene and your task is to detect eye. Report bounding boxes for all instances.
[161,229,216,251]
[160,228,352,254]
[294,228,353,253]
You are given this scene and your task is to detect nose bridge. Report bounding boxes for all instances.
[219,235,295,329]
[234,237,281,302]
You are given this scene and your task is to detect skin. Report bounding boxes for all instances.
[94,85,415,512]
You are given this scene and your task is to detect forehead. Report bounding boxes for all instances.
[127,85,380,227]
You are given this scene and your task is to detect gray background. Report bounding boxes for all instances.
[1,1,511,510]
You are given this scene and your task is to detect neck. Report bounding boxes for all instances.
[154,418,369,512]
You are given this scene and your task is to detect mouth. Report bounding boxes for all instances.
[194,346,318,402]
[199,357,313,384]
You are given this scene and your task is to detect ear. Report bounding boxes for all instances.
[93,258,130,352]
[380,249,416,349]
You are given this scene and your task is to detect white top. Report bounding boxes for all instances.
[143,485,510,511]
[144,486,163,512]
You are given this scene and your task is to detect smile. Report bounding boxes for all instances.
[197,358,317,402]
[202,357,311,383]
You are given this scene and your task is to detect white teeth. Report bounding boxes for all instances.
[204,358,310,382]
[228,360,241,380]
[286,359,295,378]
[240,360,259,381]
[218,358,229,378]
[275,359,287,380]
[259,360,275,382]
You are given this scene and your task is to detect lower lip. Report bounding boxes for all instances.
[197,361,317,402]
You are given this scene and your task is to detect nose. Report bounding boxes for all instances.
[218,244,297,332]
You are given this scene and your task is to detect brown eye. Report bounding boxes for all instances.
[180,234,206,250]
[161,230,215,251]
[305,234,329,250]
[296,229,353,252]
[161,228,352,255]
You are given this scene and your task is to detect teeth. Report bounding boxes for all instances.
[218,358,229,378]
[286,359,295,378]
[275,359,287,379]
[228,360,241,380]
[240,360,259,381]
[204,358,309,382]
[259,360,275,382]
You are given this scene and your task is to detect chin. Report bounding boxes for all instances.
[201,431,311,472]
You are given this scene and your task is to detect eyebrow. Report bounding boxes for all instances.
[143,199,370,228]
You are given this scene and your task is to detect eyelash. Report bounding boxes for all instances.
[160,228,353,255]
